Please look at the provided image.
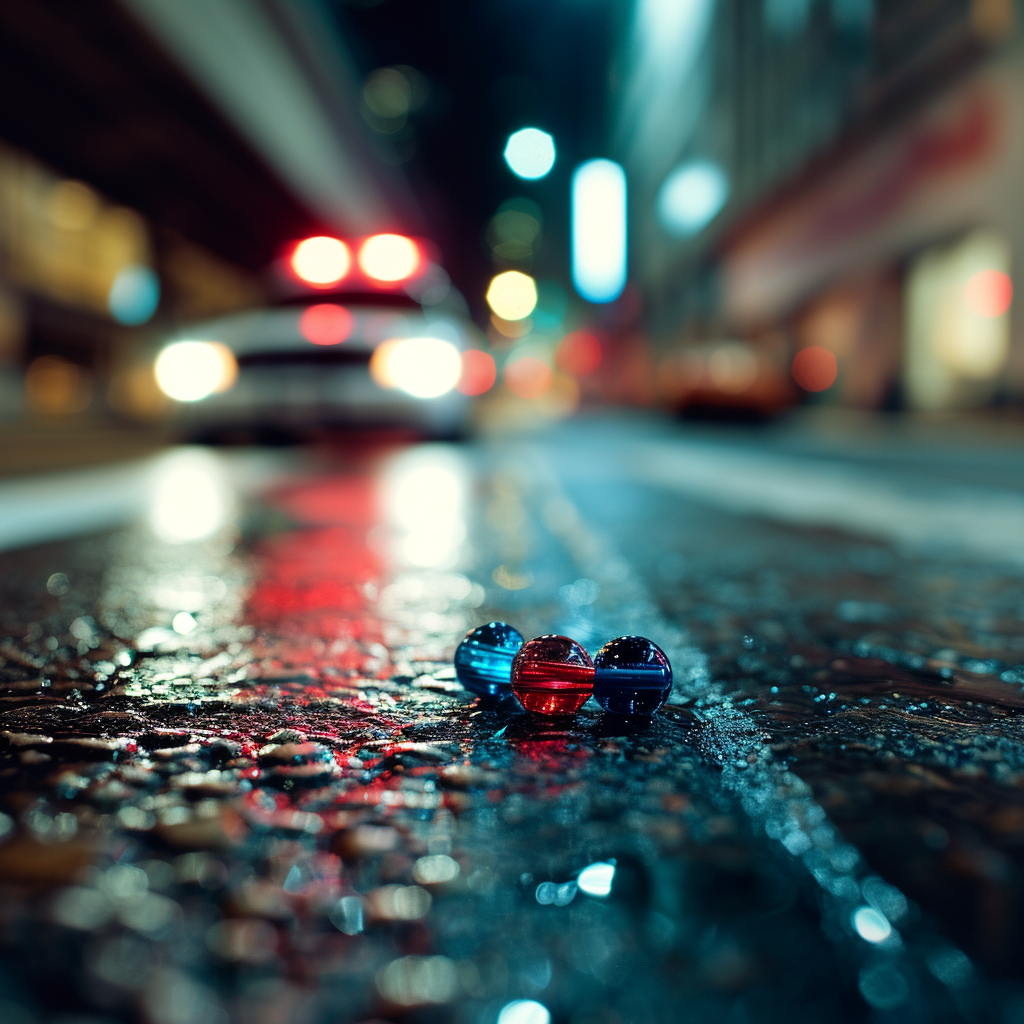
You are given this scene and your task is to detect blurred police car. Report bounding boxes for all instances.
[151,234,476,440]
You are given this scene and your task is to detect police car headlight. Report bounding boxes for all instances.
[371,337,461,399]
[155,341,237,402]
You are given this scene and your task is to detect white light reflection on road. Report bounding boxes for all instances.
[375,445,480,667]
[517,441,937,1012]
[148,448,235,544]
[380,447,470,570]
[0,446,280,554]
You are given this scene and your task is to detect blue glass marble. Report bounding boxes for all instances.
[593,635,672,716]
[454,621,525,697]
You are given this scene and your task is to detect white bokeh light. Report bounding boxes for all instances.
[385,337,462,399]
[572,159,627,304]
[497,1001,551,1024]
[852,906,892,943]
[291,236,351,285]
[504,128,556,180]
[657,160,729,237]
[381,448,469,569]
[148,449,234,544]
[154,341,237,402]
[358,234,420,282]
[577,861,616,898]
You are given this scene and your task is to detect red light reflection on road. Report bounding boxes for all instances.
[247,476,385,669]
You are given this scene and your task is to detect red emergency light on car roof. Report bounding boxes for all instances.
[288,234,425,290]
[291,236,351,287]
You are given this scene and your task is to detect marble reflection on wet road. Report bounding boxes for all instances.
[2,418,1024,1024]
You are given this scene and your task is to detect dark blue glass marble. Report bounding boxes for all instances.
[454,622,525,697]
[593,635,672,716]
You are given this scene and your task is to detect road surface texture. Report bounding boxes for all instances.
[2,413,1024,1024]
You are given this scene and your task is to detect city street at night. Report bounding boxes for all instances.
[4,414,1024,1021]
[3,0,1024,1021]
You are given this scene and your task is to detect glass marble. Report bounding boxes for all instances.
[592,635,672,715]
[511,634,594,716]
[454,621,525,696]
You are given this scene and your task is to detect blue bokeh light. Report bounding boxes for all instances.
[108,265,160,325]
[656,160,729,238]
[504,128,556,180]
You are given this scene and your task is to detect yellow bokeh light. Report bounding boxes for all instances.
[370,339,402,389]
[486,271,537,321]
[25,356,92,415]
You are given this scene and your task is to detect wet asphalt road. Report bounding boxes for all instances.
[3,413,1024,1024]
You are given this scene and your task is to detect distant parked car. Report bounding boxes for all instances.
[149,234,475,440]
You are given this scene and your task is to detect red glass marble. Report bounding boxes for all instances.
[511,634,595,717]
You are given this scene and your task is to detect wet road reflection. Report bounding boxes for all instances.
[1,420,1024,1022]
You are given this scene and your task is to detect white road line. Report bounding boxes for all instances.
[0,459,156,552]
[0,448,284,553]
[630,440,1024,565]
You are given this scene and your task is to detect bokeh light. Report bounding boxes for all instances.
[24,356,92,415]
[707,343,758,393]
[457,349,496,395]
[489,199,542,262]
[375,955,458,1006]
[108,265,160,325]
[107,364,168,420]
[363,68,411,120]
[572,159,627,304]
[486,271,537,321]
[381,448,469,569]
[149,448,233,544]
[155,341,237,402]
[369,339,401,389]
[490,313,532,339]
[657,160,729,237]
[503,128,556,180]
[291,236,351,286]
[852,906,892,943]
[504,355,552,399]
[577,862,616,897]
[791,346,838,392]
[964,268,1012,318]
[47,180,99,231]
[358,234,420,283]
[497,1001,551,1024]
[556,331,603,376]
[371,337,461,398]
[299,304,354,346]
